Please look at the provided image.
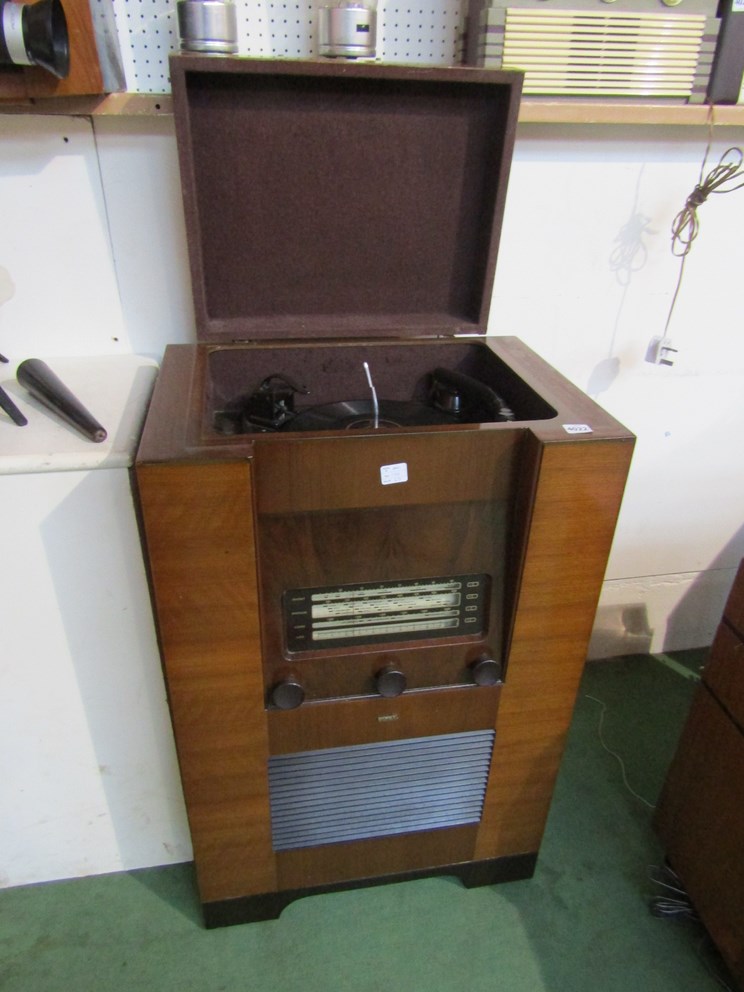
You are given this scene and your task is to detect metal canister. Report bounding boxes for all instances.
[176,0,237,54]
[317,3,376,59]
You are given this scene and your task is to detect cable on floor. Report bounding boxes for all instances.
[584,693,656,809]
[648,864,697,920]
[647,865,735,992]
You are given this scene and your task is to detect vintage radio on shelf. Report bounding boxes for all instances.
[135,55,634,928]
[464,0,720,102]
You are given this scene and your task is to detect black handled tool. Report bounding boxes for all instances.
[0,383,27,426]
[17,358,107,442]
[0,352,27,426]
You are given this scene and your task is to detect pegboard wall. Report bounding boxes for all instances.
[109,0,465,93]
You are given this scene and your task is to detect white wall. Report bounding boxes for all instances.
[491,123,744,654]
[1,110,743,887]
[0,114,194,359]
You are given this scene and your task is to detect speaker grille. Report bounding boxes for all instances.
[268,730,495,851]
[477,7,719,101]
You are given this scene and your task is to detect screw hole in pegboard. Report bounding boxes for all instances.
[109,0,463,93]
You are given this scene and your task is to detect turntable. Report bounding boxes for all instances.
[213,364,517,435]
[135,56,634,927]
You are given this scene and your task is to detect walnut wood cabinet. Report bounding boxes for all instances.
[655,560,744,990]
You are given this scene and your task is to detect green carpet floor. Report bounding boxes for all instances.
[1,653,732,992]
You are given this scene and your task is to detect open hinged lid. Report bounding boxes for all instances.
[170,55,523,344]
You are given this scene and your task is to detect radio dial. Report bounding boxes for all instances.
[375,663,407,698]
[471,656,502,687]
[270,677,305,710]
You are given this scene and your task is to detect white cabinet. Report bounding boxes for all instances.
[0,356,191,888]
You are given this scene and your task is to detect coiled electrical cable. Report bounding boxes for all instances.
[671,145,744,258]
[663,137,744,339]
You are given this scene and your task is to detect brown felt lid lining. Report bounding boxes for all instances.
[171,56,522,343]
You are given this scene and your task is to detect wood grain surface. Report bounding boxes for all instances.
[135,460,276,903]
[475,436,635,859]
[0,0,105,100]
[136,432,633,904]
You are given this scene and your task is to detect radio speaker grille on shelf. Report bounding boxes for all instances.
[268,730,496,851]
[467,0,719,102]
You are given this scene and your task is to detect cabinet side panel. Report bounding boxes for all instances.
[136,461,276,902]
[476,437,634,857]
[655,686,744,987]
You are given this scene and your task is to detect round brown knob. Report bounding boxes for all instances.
[270,677,305,710]
[375,663,407,698]
[470,656,502,687]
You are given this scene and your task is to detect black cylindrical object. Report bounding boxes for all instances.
[0,0,70,79]
[17,358,107,443]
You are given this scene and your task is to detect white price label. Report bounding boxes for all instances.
[562,424,593,435]
[380,462,408,486]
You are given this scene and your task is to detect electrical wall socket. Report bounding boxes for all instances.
[645,336,678,366]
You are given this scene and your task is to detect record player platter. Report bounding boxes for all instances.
[213,365,519,436]
[289,399,456,432]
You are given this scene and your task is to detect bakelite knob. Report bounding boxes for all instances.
[471,656,502,687]
[375,663,407,698]
[270,677,305,710]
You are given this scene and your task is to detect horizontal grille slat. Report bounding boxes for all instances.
[268,750,494,789]
[268,730,495,852]
[274,813,484,849]
[275,796,486,831]
[270,781,491,816]
[274,785,488,812]
[269,774,492,809]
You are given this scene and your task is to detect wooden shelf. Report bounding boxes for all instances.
[0,92,173,116]
[1,92,743,126]
[518,99,744,127]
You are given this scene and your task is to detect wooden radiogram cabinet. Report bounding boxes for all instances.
[134,56,634,926]
[136,339,634,927]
